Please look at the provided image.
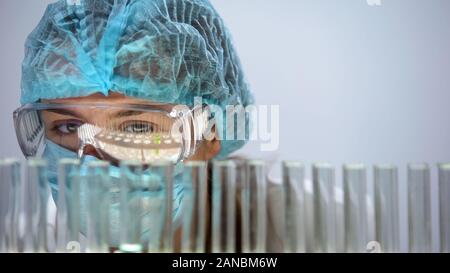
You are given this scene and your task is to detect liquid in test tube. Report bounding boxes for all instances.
[343,164,369,253]
[119,161,144,253]
[282,161,307,253]
[212,160,236,253]
[85,161,110,253]
[439,163,450,253]
[0,159,21,253]
[147,162,174,253]
[56,159,81,253]
[313,163,338,253]
[25,158,49,253]
[408,163,431,253]
[181,161,207,253]
[246,160,267,253]
[374,165,400,253]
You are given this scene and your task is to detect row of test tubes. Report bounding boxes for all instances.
[0,158,176,253]
[0,158,450,253]
[282,162,450,253]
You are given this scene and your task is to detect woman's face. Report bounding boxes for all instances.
[41,92,221,162]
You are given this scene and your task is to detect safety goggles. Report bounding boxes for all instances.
[13,102,209,164]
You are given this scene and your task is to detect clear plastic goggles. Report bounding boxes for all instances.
[13,102,209,164]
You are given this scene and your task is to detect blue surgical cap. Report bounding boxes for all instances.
[21,0,254,158]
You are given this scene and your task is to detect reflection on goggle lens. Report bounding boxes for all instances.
[14,103,209,164]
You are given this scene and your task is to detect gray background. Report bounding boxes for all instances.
[1,0,449,252]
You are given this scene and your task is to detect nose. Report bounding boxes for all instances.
[78,144,102,160]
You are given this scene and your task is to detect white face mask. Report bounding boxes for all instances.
[43,140,184,248]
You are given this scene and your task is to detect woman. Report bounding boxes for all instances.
[15,0,268,252]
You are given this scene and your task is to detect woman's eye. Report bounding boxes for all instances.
[55,122,82,134]
[121,121,155,134]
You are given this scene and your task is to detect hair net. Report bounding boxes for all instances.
[21,0,254,158]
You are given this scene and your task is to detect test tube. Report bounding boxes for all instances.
[439,163,450,253]
[56,159,81,253]
[212,160,236,253]
[408,163,431,253]
[313,163,337,253]
[181,161,207,253]
[25,158,49,253]
[282,161,307,253]
[374,165,400,253]
[119,161,144,253]
[146,162,174,253]
[343,164,369,253]
[85,161,110,253]
[237,160,250,253]
[247,160,267,253]
[0,159,21,253]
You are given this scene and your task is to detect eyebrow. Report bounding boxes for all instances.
[112,110,146,119]
[44,108,84,118]
[44,109,150,120]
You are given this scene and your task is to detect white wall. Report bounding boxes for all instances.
[210,0,450,163]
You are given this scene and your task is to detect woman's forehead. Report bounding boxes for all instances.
[41,91,158,105]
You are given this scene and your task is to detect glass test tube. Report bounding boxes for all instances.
[237,160,250,253]
[282,161,307,253]
[313,163,337,253]
[85,161,110,253]
[181,161,207,253]
[119,161,144,253]
[25,158,49,253]
[408,163,431,253]
[343,164,369,253]
[247,160,267,253]
[147,162,174,253]
[439,163,450,253]
[56,159,81,253]
[0,159,21,253]
[212,161,236,253]
[374,165,400,253]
